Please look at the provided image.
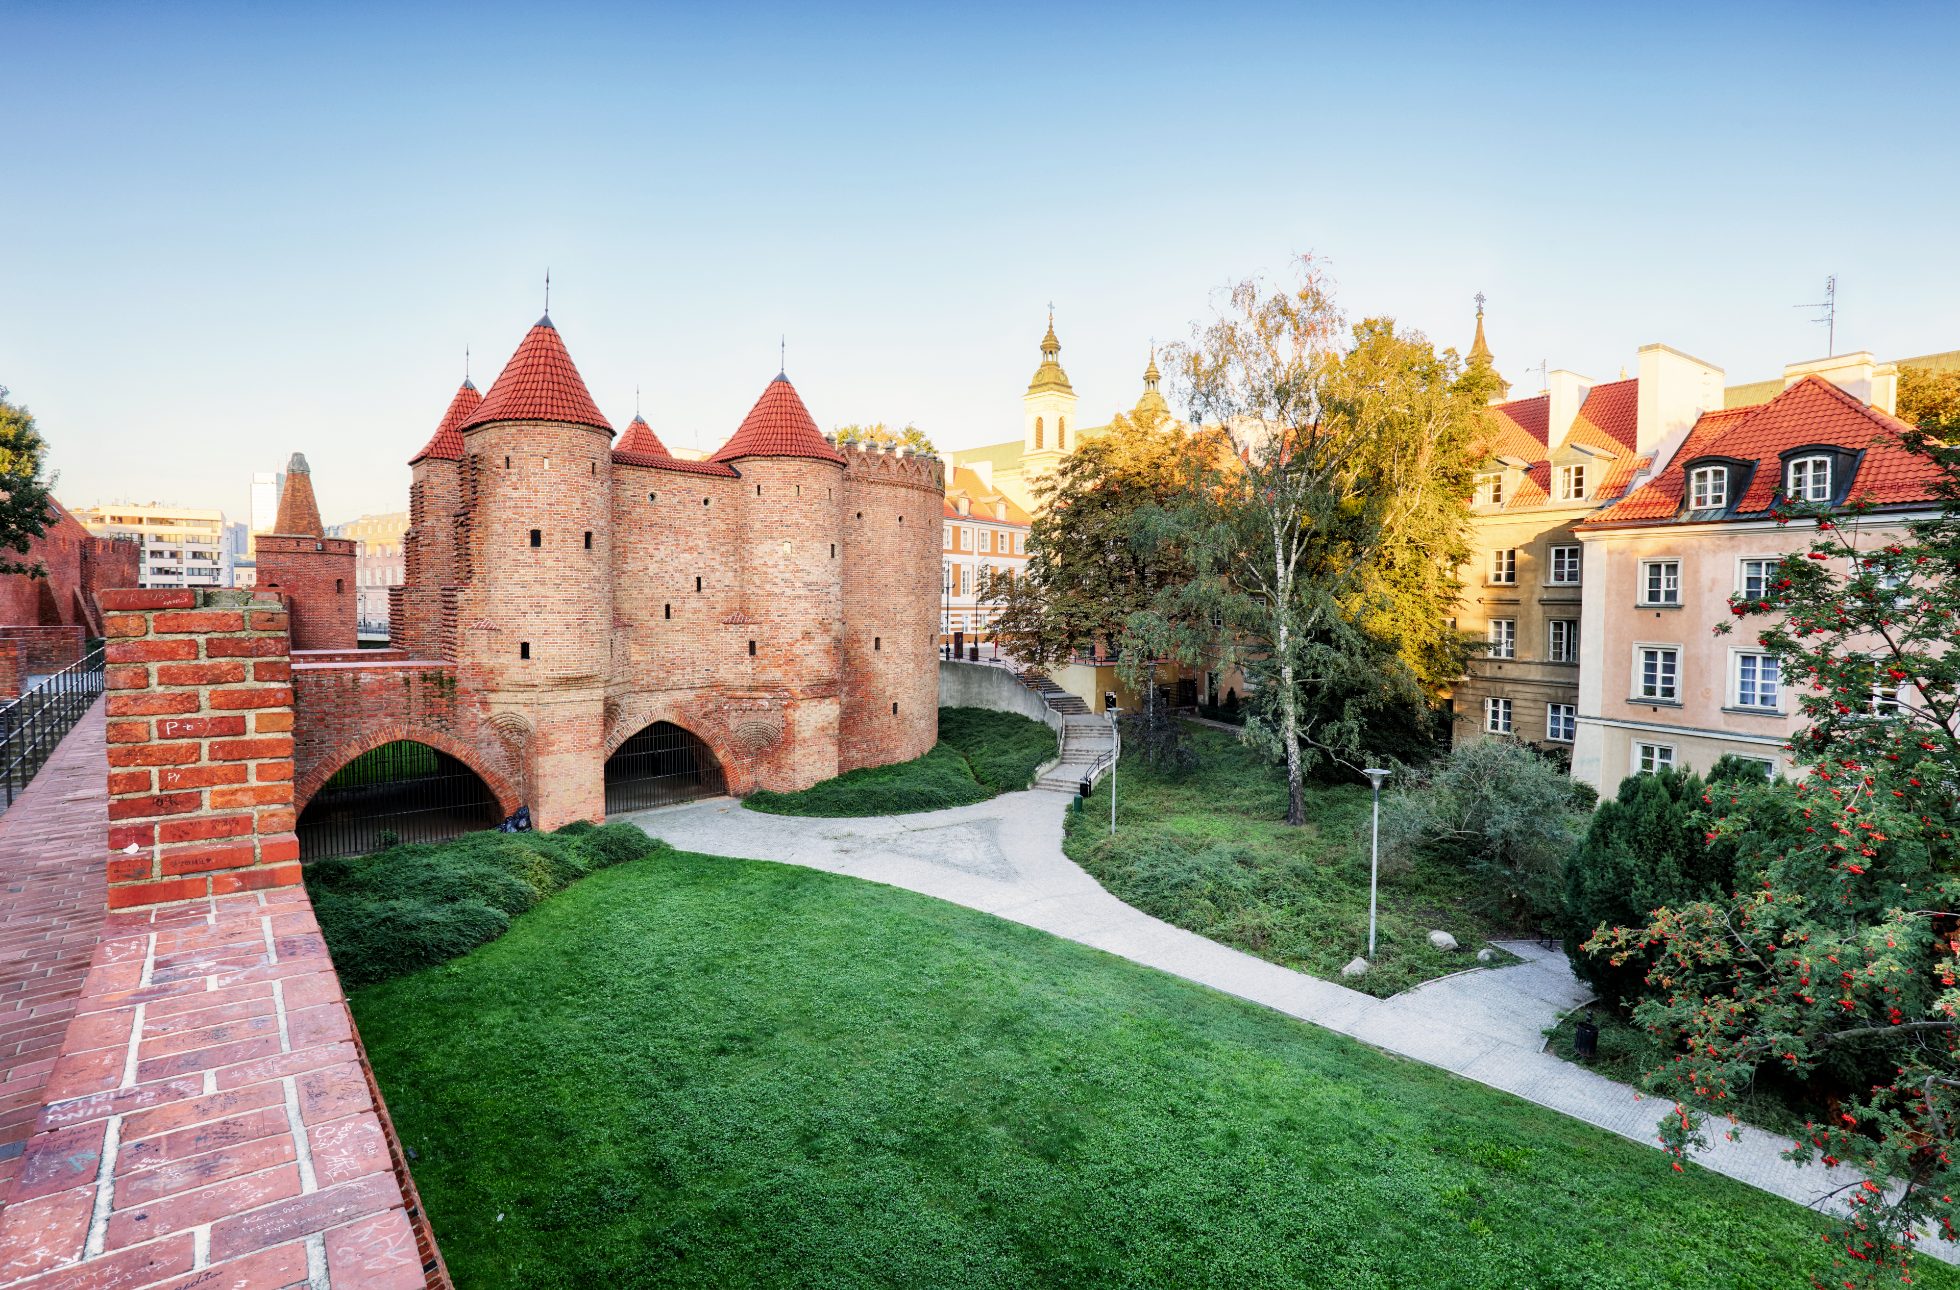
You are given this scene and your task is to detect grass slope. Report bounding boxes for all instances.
[745,706,1056,817]
[1065,724,1523,998]
[352,853,1935,1290]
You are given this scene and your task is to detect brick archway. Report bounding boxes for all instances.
[602,703,751,796]
[294,725,524,820]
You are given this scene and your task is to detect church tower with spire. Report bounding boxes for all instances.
[1021,313,1077,486]
[1463,293,1511,403]
[1134,348,1170,421]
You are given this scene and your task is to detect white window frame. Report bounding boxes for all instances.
[1555,463,1587,501]
[1489,548,1517,585]
[1473,472,1504,506]
[1488,619,1516,660]
[1548,545,1581,585]
[1484,697,1513,734]
[1787,454,1833,503]
[1546,702,1576,743]
[1688,466,1728,509]
[1738,557,1777,600]
[1732,651,1781,712]
[1548,619,1578,664]
[1635,644,1680,702]
[1635,741,1676,774]
[1638,559,1681,607]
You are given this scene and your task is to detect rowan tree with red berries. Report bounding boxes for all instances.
[1585,427,1960,1287]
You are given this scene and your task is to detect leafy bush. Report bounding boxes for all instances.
[307,822,669,987]
[935,706,1058,791]
[1383,738,1592,924]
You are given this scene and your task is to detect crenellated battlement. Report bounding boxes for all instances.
[833,439,945,493]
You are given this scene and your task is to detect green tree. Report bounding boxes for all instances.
[986,403,1218,677]
[1896,364,1960,435]
[0,387,55,579]
[834,422,936,454]
[1151,259,1482,823]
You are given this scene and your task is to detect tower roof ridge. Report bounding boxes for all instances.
[460,316,612,435]
[710,374,847,465]
[409,379,483,464]
[270,450,325,537]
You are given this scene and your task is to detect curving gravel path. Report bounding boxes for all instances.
[623,788,1956,1261]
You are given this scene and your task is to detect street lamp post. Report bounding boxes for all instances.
[1105,692,1120,837]
[1362,767,1391,960]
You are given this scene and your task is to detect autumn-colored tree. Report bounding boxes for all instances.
[1896,365,1960,436]
[0,387,56,579]
[985,404,1220,682]
[834,422,936,454]
[1149,260,1482,823]
[1586,439,1960,1285]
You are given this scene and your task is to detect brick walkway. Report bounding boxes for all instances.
[0,710,443,1287]
[0,704,110,1202]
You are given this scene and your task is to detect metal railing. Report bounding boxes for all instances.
[0,646,106,810]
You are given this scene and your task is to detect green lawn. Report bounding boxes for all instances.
[745,706,1057,817]
[352,852,1946,1289]
[1065,724,1523,998]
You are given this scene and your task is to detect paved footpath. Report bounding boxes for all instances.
[629,788,1957,1263]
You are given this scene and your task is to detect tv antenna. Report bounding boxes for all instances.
[1521,358,1548,392]
[1795,274,1837,356]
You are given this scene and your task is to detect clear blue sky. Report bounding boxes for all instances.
[5,1,1957,523]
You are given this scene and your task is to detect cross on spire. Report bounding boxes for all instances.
[1474,291,1486,316]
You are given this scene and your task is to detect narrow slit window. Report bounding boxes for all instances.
[584,531,593,550]
[529,529,542,548]
[519,642,530,659]
[664,604,671,620]
[505,456,511,469]
[874,636,881,651]
[756,484,763,496]
[891,701,899,715]
[334,578,343,594]
[831,544,837,558]
[695,576,702,592]
[748,640,757,657]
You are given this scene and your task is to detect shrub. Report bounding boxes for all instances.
[746,743,992,817]
[936,706,1058,791]
[583,821,662,868]
[555,819,596,837]
[1559,767,1741,1006]
[1382,738,1591,924]
[306,825,671,987]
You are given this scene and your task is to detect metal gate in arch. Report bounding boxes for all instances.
[605,722,726,815]
[297,740,499,860]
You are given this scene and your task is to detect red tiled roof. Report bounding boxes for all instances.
[460,316,612,435]
[408,379,480,465]
[1492,393,1549,445]
[1594,452,1652,503]
[611,413,740,477]
[1572,378,1638,451]
[710,375,846,465]
[1583,377,1937,527]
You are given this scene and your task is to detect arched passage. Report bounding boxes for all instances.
[605,721,726,815]
[297,739,501,861]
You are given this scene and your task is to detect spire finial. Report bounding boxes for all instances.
[464,344,470,383]
[1474,290,1486,318]
[779,334,786,376]
[635,384,641,417]
[544,267,551,315]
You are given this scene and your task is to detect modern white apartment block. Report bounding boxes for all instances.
[72,503,234,589]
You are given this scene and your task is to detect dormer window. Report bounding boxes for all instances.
[1473,472,1504,506]
[1688,466,1728,510]
[1555,464,1587,501]
[1787,454,1832,503]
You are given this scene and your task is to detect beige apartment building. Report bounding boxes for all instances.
[1570,354,1935,789]
[1451,342,1726,753]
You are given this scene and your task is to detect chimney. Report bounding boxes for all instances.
[1635,344,1725,457]
[969,459,993,492]
[1546,370,1595,447]
[1784,351,1897,415]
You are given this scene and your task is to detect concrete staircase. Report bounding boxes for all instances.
[1034,714,1115,794]
[1018,672,1090,715]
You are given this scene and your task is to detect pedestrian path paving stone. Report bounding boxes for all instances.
[629,787,1959,1264]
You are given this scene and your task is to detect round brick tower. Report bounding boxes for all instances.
[454,314,615,825]
[708,375,847,790]
[397,377,478,658]
[839,442,943,769]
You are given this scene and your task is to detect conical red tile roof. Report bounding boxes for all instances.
[710,375,845,465]
[460,315,612,435]
[613,413,668,459]
[409,379,480,465]
[272,452,324,538]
